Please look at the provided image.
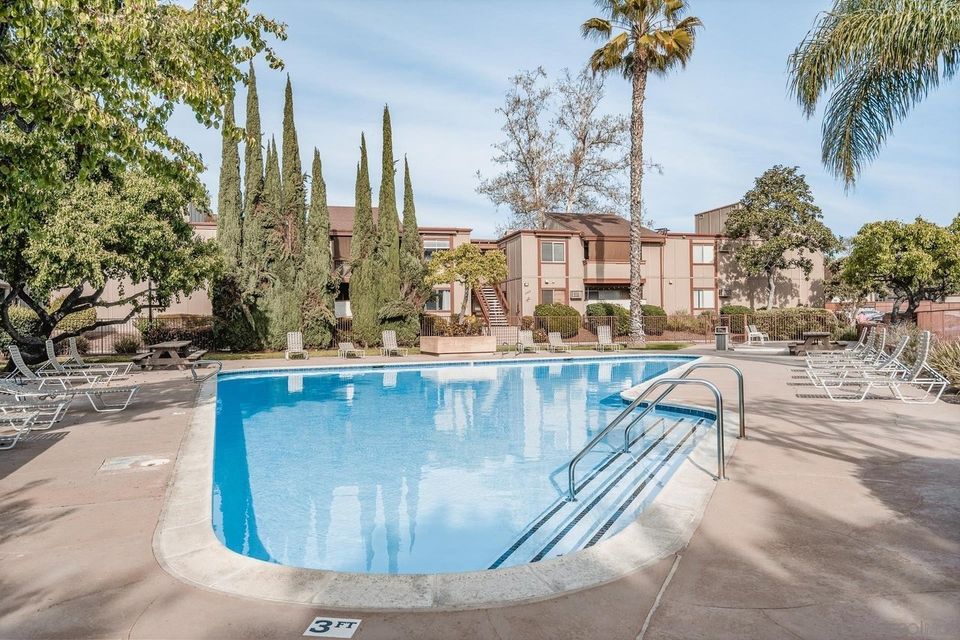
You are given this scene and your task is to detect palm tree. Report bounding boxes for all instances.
[789,0,960,188]
[582,0,702,341]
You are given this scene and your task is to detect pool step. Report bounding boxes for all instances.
[489,416,706,569]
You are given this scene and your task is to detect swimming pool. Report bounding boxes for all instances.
[212,355,713,574]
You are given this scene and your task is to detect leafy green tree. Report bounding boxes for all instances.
[280,75,306,264]
[843,216,960,321]
[400,157,429,308]
[375,106,402,312]
[350,134,379,344]
[216,92,243,268]
[262,137,299,347]
[241,62,266,284]
[726,165,838,309]
[298,149,337,347]
[582,0,702,341]
[1,171,220,362]
[426,245,508,321]
[789,0,960,187]
[0,1,284,231]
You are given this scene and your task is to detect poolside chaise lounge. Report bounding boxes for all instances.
[813,331,947,404]
[380,330,409,357]
[517,330,540,353]
[67,337,134,377]
[746,324,769,345]
[338,342,366,358]
[547,332,572,353]
[40,339,128,384]
[0,396,70,430]
[806,327,887,369]
[805,334,909,387]
[285,332,309,360]
[596,325,624,352]
[0,376,140,413]
[7,345,99,389]
[0,410,39,451]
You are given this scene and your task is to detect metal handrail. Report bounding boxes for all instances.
[566,378,726,501]
[623,362,745,446]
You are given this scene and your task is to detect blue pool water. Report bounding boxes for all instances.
[212,356,702,574]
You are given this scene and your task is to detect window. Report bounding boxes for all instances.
[586,286,630,301]
[425,289,451,311]
[423,239,450,260]
[540,289,566,305]
[540,241,565,263]
[693,289,716,310]
[693,244,715,264]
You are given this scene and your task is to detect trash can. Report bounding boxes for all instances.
[715,325,729,351]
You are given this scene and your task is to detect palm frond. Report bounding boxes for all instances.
[581,17,613,40]
[788,0,960,184]
[588,32,631,73]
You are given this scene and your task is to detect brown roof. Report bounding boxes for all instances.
[327,206,471,233]
[544,212,660,238]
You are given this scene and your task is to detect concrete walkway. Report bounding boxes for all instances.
[0,351,958,639]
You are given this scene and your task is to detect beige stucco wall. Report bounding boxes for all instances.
[718,246,827,309]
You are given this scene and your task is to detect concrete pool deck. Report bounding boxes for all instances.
[1,349,959,639]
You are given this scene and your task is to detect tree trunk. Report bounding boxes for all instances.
[766,271,776,309]
[458,285,470,322]
[628,65,648,342]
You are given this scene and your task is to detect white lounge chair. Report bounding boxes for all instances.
[380,330,408,357]
[806,334,909,387]
[66,337,134,377]
[0,398,70,430]
[6,345,99,389]
[517,330,540,353]
[815,331,948,404]
[746,324,769,345]
[41,339,126,384]
[338,342,365,358]
[0,410,38,451]
[0,378,140,413]
[596,325,623,352]
[285,331,309,360]
[547,332,571,352]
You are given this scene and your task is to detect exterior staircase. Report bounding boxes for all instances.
[479,286,508,326]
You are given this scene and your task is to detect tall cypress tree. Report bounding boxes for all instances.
[399,156,428,307]
[350,134,378,344]
[241,63,264,277]
[263,136,301,348]
[280,75,305,264]
[374,106,401,314]
[297,149,336,347]
[216,91,243,268]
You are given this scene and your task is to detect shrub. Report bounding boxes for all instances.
[114,335,142,354]
[378,300,420,346]
[48,295,97,333]
[640,304,666,317]
[640,304,667,336]
[534,303,581,338]
[520,315,535,330]
[720,304,751,316]
[664,314,709,335]
[73,336,90,355]
[930,339,960,388]
[0,307,41,348]
[586,303,630,336]
[423,315,486,337]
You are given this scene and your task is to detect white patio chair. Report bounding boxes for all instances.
[517,330,540,353]
[285,331,309,360]
[596,325,623,352]
[66,337,134,377]
[338,342,366,358]
[0,410,38,451]
[815,332,948,404]
[547,331,571,352]
[380,330,408,357]
[41,339,126,384]
[746,324,768,345]
[0,397,70,430]
[0,377,139,413]
[6,345,99,390]
[805,334,909,387]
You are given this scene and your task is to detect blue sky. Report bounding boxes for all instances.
[170,0,960,238]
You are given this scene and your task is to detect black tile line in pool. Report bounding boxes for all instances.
[529,418,702,563]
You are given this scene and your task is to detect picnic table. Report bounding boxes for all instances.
[134,340,207,370]
[789,331,841,356]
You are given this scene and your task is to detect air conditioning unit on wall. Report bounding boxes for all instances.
[569,290,583,300]
[718,288,731,298]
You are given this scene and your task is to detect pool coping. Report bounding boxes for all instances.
[153,354,739,611]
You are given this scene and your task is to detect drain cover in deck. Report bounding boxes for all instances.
[99,455,170,472]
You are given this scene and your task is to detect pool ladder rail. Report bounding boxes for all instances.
[566,363,745,502]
